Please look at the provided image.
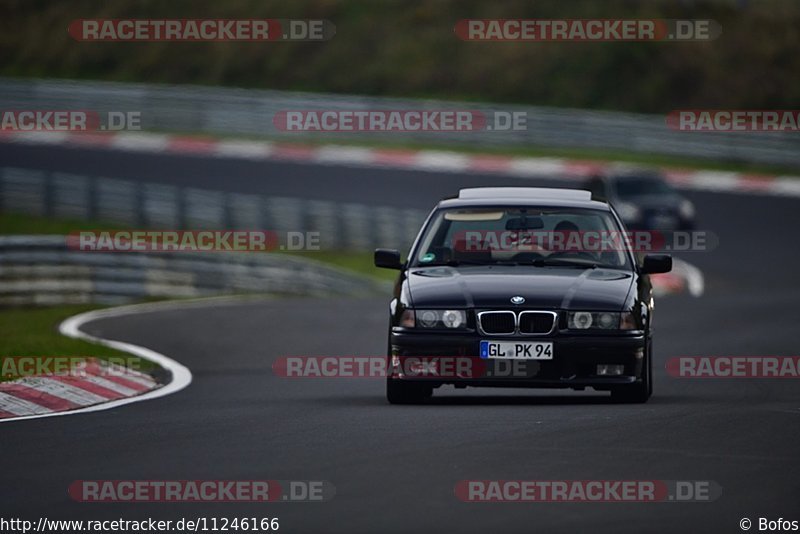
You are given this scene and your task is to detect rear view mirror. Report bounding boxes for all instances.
[374,249,403,270]
[505,216,544,231]
[641,254,672,274]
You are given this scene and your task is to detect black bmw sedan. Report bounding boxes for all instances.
[375,187,672,404]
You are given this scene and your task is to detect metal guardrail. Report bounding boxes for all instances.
[0,166,420,305]
[0,167,428,252]
[1,77,798,167]
[0,236,385,305]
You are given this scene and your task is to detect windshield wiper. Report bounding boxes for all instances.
[531,257,598,268]
[421,258,605,268]
[420,259,493,267]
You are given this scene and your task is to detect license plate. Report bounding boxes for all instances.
[480,340,553,360]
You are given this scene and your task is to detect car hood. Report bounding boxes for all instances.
[406,266,634,310]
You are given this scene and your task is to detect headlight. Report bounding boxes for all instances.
[679,199,695,219]
[419,310,438,328]
[441,310,465,328]
[570,311,594,329]
[616,202,641,222]
[401,309,468,329]
[596,312,617,329]
[568,311,638,330]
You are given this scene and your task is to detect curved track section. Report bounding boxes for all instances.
[2,146,799,533]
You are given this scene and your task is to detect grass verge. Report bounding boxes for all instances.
[0,212,391,384]
[281,250,397,283]
[0,212,397,282]
[0,212,125,234]
[0,305,156,382]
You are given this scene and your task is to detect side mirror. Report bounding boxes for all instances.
[641,254,672,274]
[374,249,403,270]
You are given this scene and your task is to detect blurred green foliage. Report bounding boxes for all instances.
[1,0,798,112]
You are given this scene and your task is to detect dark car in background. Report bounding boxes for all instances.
[585,169,696,231]
[375,187,672,405]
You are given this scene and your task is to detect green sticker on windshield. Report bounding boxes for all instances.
[420,253,435,263]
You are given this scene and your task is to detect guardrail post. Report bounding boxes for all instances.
[43,171,54,218]
[259,196,272,233]
[178,186,187,229]
[87,175,97,220]
[136,182,146,226]
[223,192,234,229]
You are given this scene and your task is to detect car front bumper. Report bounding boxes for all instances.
[389,330,646,389]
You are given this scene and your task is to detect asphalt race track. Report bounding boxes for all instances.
[2,143,799,533]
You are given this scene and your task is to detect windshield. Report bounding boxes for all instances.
[412,207,631,269]
[614,176,674,198]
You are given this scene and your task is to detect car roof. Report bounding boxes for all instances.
[438,187,611,210]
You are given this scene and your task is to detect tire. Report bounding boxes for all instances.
[610,339,652,404]
[386,378,433,405]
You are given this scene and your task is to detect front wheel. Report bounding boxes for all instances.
[386,378,433,404]
[610,340,652,404]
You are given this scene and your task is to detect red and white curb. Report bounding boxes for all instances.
[0,358,158,419]
[2,130,800,198]
[0,300,194,423]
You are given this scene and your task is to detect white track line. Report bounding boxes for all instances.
[674,258,705,297]
[0,296,279,423]
[0,299,216,423]
[214,140,274,159]
[111,133,171,152]
[413,151,471,172]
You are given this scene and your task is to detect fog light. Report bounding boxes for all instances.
[597,364,625,376]
[407,358,437,376]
